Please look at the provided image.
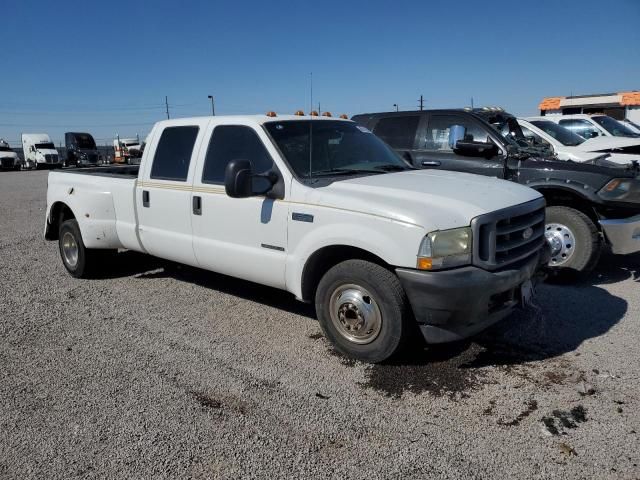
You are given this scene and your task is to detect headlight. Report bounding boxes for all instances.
[598,178,640,202]
[417,226,472,270]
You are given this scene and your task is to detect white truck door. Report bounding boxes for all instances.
[137,120,208,266]
[191,123,288,289]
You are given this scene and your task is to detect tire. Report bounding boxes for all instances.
[58,219,105,278]
[545,206,601,278]
[315,259,410,363]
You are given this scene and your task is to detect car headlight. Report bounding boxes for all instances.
[417,226,472,270]
[598,178,640,202]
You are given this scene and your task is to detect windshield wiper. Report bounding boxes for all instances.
[373,164,411,171]
[312,167,386,176]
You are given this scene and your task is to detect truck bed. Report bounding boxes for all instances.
[61,165,140,179]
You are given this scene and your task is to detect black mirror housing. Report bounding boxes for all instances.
[225,159,254,198]
[224,159,279,198]
[454,141,498,158]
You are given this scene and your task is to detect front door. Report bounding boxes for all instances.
[412,114,506,178]
[137,120,209,266]
[191,123,288,289]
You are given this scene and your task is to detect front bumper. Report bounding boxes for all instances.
[599,214,640,255]
[396,251,545,344]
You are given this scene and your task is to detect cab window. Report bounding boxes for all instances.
[372,116,420,149]
[558,119,600,139]
[202,125,274,184]
[423,115,490,151]
[150,126,199,181]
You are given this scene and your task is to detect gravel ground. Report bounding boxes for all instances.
[1,169,639,479]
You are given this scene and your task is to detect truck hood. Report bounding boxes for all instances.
[308,169,541,231]
[581,136,640,150]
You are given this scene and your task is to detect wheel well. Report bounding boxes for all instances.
[536,187,598,224]
[300,245,390,303]
[45,202,75,240]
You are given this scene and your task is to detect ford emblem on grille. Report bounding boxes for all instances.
[522,227,534,240]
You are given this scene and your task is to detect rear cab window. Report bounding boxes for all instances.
[150,126,199,181]
[372,116,420,149]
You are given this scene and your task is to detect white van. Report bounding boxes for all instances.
[21,133,62,169]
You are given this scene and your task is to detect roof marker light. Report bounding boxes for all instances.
[322,112,332,117]
[339,114,348,119]
[266,111,277,117]
[310,111,319,116]
[294,110,305,116]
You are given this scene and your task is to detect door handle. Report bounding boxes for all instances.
[142,190,150,207]
[192,195,202,215]
[421,160,441,167]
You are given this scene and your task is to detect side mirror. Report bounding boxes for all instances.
[224,159,277,198]
[454,140,499,158]
[589,131,599,138]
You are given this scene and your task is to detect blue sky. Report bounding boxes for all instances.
[1,0,639,146]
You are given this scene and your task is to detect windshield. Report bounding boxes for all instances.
[264,120,408,178]
[592,116,640,137]
[35,143,55,150]
[75,134,96,149]
[530,120,585,146]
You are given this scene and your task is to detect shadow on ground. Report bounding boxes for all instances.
[97,249,630,398]
[98,250,315,319]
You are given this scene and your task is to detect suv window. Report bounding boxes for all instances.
[520,125,550,146]
[202,125,273,184]
[150,126,199,181]
[558,119,600,139]
[372,116,419,149]
[423,115,490,151]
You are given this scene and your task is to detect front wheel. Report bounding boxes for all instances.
[315,259,410,363]
[545,206,601,278]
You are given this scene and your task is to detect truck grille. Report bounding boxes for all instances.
[472,197,546,270]
[44,154,59,163]
[1,158,15,168]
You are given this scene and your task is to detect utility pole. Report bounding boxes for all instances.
[471,97,474,109]
[393,103,399,112]
[318,102,321,114]
[165,96,170,119]
[208,95,215,116]
[418,95,424,111]
[310,72,313,114]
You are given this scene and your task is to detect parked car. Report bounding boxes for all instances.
[21,133,62,169]
[352,109,640,278]
[543,114,640,139]
[517,118,640,165]
[620,119,640,135]
[65,132,100,167]
[45,114,548,362]
[0,139,20,170]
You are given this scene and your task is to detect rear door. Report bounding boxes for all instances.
[190,121,288,289]
[137,119,209,266]
[412,113,506,177]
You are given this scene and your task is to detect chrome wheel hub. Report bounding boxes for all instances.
[329,284,382,345]
[62,232,79,268]
[545,223,575,266]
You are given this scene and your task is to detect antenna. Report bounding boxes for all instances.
[308,72,313,181]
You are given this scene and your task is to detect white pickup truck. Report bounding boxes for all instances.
[45,114,547,362]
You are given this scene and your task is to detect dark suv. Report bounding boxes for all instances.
[353,109,640,278]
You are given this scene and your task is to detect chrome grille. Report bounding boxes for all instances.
[472,197,546,270]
